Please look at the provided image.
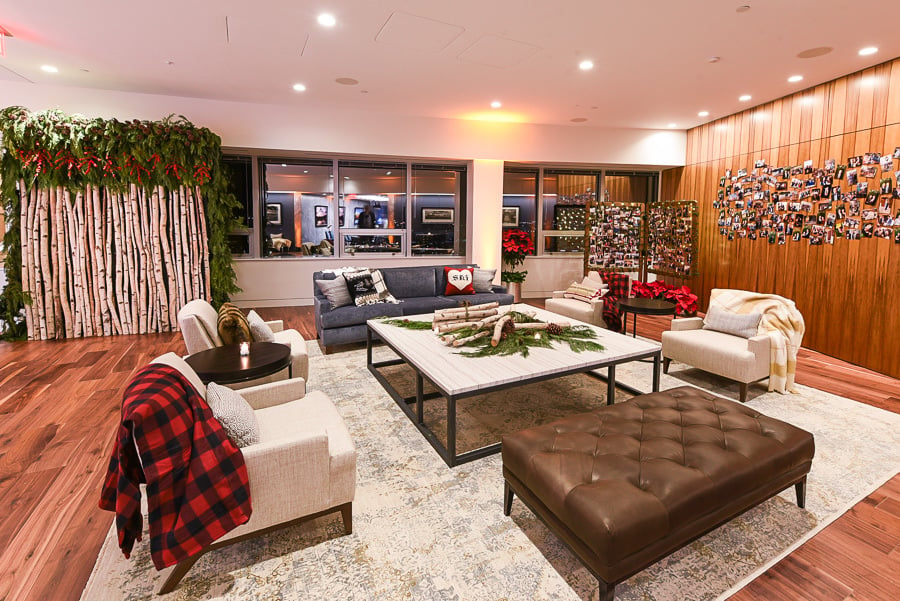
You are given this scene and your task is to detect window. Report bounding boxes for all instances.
[542,171,598,254]
[224,151,468,258]
[412,165,467,255]
[339,162,406,255]
[502,170,538,256]
[261,160,334,256]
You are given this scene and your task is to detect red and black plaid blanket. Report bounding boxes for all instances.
[99,363,252,570]
[598,272,630,333]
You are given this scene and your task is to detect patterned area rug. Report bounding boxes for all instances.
[81,341,900,601]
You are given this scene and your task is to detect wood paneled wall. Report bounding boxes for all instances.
[662,58,900,378]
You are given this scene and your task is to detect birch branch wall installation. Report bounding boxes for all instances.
[0,107,241,340]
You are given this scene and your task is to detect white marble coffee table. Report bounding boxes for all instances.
[367,304,661,467]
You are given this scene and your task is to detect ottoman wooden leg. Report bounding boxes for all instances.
[599,579,615,601]
[795,477,807,509]
[503,481,514,516]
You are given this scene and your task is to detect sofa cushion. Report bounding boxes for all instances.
[381,266,437,299]
[444,266,476,295]
[400,296,458,316]
[703,304,762,338]
[473,268,496,293]
[319,301,404,329]
[316,277,353,310]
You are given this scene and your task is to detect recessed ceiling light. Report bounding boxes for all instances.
[317,13,336,27]
[292,83,307,92]
[578,60,594,71]
[335,77,358,86]
[739,94,752,102]
[698,111,710,117]
[858,46,878,56]
[281,163,287,167]
[344,176,350,180]
[707,56,721,64]
[797,46,832,59]
[385,171,392,175]
[41,65,58,73]
[570,117,588,123]
[667,123,678,128]
[303,170,309,173]
[787,75,803,83]
[490,100,502,109]
[735,5,751,13]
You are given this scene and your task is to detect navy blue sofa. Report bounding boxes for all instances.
[313,265,514,350]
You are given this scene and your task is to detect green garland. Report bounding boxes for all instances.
[381,311,605,359]
[0,107,242,339]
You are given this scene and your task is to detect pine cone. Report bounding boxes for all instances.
[546,323,564,335]
[502,320,516,335]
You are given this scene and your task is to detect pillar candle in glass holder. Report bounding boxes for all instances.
[240,341,250,356]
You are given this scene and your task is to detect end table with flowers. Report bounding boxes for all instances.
[631,280,699,316]
[500,229,534,302]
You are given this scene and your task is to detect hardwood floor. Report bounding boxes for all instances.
[0,304,897,601]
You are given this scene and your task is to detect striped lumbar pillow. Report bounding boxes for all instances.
[217,302,252,344]
[563,282,604,303]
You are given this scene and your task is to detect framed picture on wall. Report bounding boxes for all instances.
[501,206,519,227]
[339,206,345,226]
[421,207,454,223]
[314,205,328,227]
[265,203,282,225]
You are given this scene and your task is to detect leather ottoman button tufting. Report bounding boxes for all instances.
[502,385,815,601]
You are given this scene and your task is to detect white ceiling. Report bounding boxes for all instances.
[1,1,897,130]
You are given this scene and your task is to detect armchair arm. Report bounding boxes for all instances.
[669,317,704,331]
[239,377,307,410]
[265,319,285,333]
[747,333,771,356]
[551,290,565,299]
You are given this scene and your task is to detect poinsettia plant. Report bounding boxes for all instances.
[631,280,698,316]
[500,229,534,284]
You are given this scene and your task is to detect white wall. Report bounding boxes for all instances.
[0,81,687,305]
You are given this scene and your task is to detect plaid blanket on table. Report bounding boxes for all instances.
[99,363,252,570]
[709,288,805,394]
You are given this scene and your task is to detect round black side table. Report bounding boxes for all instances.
[185,342,292,384]
[617,298,677,337]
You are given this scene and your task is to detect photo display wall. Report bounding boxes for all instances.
[715,147,900,245]
[586,202,644,271]
[647,200,698,276]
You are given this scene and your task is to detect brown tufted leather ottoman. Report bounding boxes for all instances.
[502,386,814,601]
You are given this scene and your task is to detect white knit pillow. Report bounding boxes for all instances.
[247,310,275,342]
[206,383,260,448]
[702,304,762,339]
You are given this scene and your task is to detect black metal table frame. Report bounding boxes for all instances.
[366,327,661,468]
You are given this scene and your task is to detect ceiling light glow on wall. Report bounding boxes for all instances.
[858,46,878,56]
[667,123,677,128]
[490,100,502,109]
[698,111,709,117]
[738,94,752,102]
[317,13,337,27]
[787,75,803,83]
[579,60,594,71]
[41,65,58,73]
[292,83,307,92]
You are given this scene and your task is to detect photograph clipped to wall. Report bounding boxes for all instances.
[647,200,698,276]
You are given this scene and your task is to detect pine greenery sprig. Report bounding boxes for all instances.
[381,318,435,330]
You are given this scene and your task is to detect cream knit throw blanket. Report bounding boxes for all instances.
[709,289,805,394]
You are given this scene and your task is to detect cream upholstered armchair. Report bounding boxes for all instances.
[544,271,608,327]
[150,352,357,594]
[177,299,309,386]
[661,288,804,402]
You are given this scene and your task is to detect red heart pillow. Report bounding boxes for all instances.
[444,267,475,295]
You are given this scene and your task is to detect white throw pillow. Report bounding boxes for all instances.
[702,304,762,339]
[206,383,260,448]
[246,310,276,342]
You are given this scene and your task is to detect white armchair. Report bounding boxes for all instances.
[661,316,770,402]
[177,299,309,386]
[150,352,357,594]
[544,271,608,327]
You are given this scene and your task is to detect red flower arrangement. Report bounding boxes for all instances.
[631,281,698,316]
[501,229,534,284]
